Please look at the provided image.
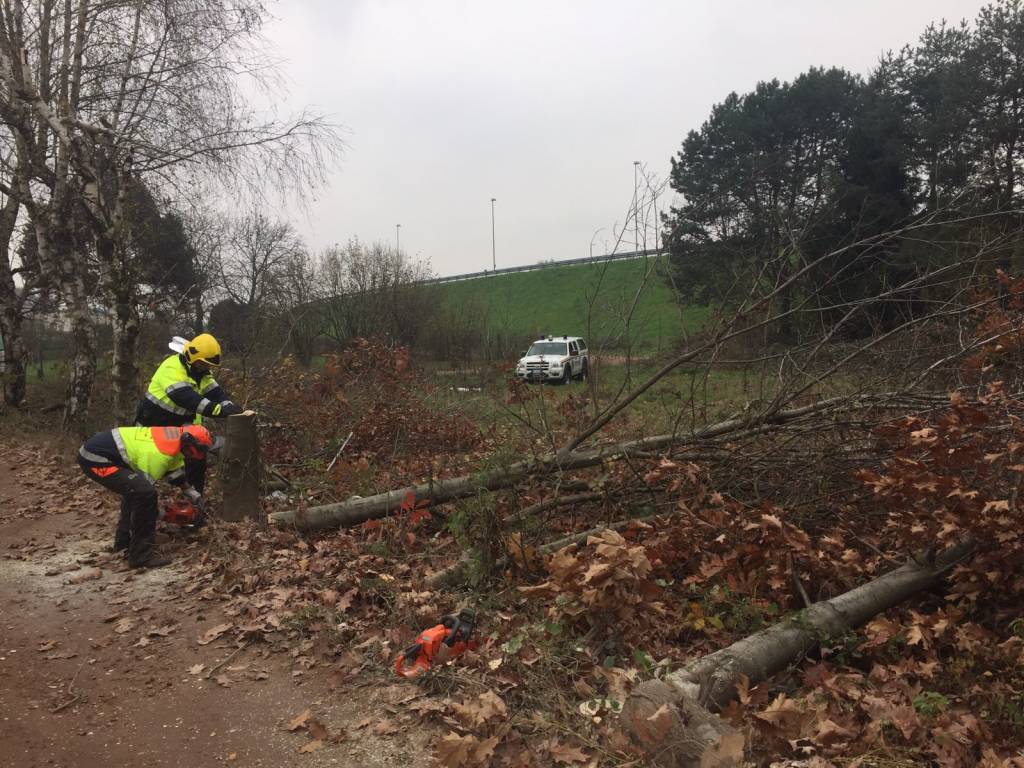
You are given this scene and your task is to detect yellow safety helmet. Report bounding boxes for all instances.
[183,333,222,367]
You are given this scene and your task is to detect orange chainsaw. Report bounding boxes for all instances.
[395,608,477,677]
[160,494,206,527]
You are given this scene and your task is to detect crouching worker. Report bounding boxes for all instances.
[77,425,213,569]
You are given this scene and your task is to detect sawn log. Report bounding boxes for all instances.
[619,537,977,767]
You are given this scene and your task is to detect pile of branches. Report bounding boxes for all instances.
[226,337,483,479]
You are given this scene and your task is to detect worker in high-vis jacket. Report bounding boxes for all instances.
[135,333,251,494]
[78,425,214,568]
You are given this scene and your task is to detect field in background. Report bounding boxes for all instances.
[433,256,709,354]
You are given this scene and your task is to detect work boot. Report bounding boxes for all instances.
[126,489,162,568]
[128,549,173,569]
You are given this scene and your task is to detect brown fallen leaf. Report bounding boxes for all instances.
[434,732,476,767]
[336,587,359,613]
[452,690,508,728]
[287,709,312,732]
[37,640,57,652]
[754,693,813,738]
[473,734,501,764]
[189,664,205,676]
[373,719,399,736]
[701,731,745,764]
[214,674,232,688]
[197,622,233,646]
[549,741,589,765]
[297,739,323,754]
[113,617,135,634]
[353,717,373,730]
[68,568,103,584]
[45,651,77,660]
[814,718,856,746]
[307,718,330,741]
[252,670,269,681]
[147,625,176,638]
[409,698,447,716]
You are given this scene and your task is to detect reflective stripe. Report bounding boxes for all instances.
[200,378,219,394]
[146,391,190,416]
[146,355,197,417]
[197,397,214,415]
[78,446,114,464]
[111,430,132,466]
[165,468,186,484]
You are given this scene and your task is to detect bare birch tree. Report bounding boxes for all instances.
[0,168,26,406]
[0,0,343,427]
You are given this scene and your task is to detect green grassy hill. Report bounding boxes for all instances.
[435,256,708,354]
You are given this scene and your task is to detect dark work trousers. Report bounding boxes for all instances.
[78,459,159,566]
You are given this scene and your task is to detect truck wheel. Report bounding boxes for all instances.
[577,360,588,382]
[561,366,571,385]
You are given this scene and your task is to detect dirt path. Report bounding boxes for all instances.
[0,442,433,768]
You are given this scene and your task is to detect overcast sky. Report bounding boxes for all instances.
[264,0,988,278]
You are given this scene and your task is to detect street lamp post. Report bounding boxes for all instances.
[396,223,401,252]
[490,198,496,271]
[633,161,640,257]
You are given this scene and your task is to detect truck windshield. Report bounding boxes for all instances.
[527,342,568,356]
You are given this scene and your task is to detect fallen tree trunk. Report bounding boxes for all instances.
[619,537,977,767]
[272,439,710,531]
[271,393,943,531]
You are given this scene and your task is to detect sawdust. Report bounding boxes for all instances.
[0,442,434,768]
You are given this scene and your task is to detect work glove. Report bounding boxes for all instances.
[184,487,208,526]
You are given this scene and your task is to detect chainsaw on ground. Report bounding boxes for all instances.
[395,608,477,677]
[160,493,206,527]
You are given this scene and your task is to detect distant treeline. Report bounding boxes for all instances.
[665,0,1024,341]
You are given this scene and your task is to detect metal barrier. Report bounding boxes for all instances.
[419,247,669,286]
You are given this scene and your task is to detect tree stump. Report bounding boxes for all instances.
[620,680,743,767]
[218,413,263,525]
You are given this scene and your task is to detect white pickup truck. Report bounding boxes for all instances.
[515,336,589,384]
